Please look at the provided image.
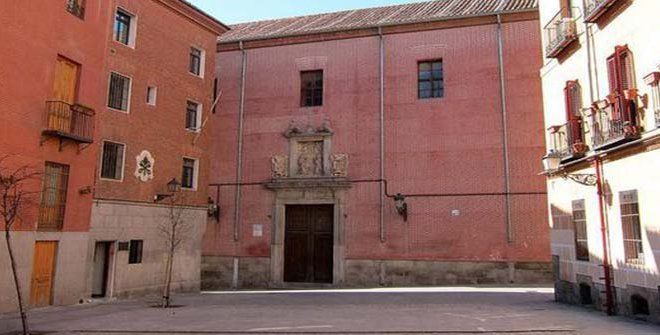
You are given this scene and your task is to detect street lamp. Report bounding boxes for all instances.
[207,197,220,222]
[542,152,597,187]
[154,178,181,202]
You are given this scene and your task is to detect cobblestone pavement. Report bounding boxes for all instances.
[1,287,658,335]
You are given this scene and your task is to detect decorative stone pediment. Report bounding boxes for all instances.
[268,119,349,189]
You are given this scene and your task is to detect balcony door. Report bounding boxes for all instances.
[50,56,79,132]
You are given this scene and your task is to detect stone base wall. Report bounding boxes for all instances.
[555,279,660,324]
[201,256,552,290]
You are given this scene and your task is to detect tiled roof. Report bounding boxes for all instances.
[219,0,538,43]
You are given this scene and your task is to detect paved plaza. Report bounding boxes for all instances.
[1,287,658,334]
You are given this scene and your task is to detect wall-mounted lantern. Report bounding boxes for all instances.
[542,152,597,186]
[394,193,408,222]
[208,197,220,222]
[154,178,181,202]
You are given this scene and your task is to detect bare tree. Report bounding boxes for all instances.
[159,193,194,308]
[0,156,40,335]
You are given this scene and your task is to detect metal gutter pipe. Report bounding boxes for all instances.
[378,26,386,243]
[233,41,247,242]
[496,14,513,243]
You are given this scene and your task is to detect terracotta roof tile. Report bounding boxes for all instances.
[219,0,538,43]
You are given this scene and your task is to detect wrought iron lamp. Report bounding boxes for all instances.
[154,178,181,202]
[542,151,597,186]
[207,197,220,222]
[394,193,408,222]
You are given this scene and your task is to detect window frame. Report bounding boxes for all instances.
[146,86,157,106]
[572,199,589,262]
[113,8,137,48]
[38,162,70,231]
[128,240,143,264]
[418,59,444,100]
[66,0,86,19]
[185,100,202,132]
[181,157,199,190]
[619,190,644,264]
[300,70,324,107]
[189,47,205,78]
[99,140,126,182]
[107,71,132,113]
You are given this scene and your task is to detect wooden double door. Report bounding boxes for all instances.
[284,205,334,284]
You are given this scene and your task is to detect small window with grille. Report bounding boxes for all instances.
[620,190,643,263]
[38,162,70,231]
[300,70,323,107]
[128,240,143,264]
[572,199,589,261]
[418,60,444,99]
[108,72,131,111]
[181,158,198,189]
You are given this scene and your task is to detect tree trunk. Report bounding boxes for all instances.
[5,228,29,335]
[162,244,174,308]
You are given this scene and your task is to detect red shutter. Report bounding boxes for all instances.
[620,50,633,91]
[565,81,583,144]
[606,55,619,93]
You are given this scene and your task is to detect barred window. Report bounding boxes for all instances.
[181,158,197,189]
[114,10,132,45]
[101,141,125,180]
[185,101,200,130]
[418,60,444,99]
[572,200,589,261]
[66,0,85,19]
[108,72,131,111]
[38,162,70,231]
[300,70,323,107]
[128,240,143,264]
[620,190,643,263]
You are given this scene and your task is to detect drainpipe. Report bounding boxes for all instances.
[594,157,614,315]
[496,14,513,243]
[233,41,247,242]
[378,27,386,243]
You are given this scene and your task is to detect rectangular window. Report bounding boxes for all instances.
[100,141,125,180]
[572,200,589,261]
[38,162,70,231]
[66,0,85,19]
[181,158,197,189]
[418,60,444,99]
[620,190,643,263]
[108,72,131,111]
[146,86,157,106]
[128,240,143,264]
[300,70,323,107]
[114,10,133,45]
[189,47,203,76]
[185,101,200,131]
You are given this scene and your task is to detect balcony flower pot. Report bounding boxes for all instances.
[572,142,588,154]
[606,93,618,104]
[623,88,638,100]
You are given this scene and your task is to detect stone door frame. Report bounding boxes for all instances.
[269,188,347,287]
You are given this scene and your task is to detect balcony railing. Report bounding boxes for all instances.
[590,94,641,149]
[548,122,588,162]
[43,101,94,144]
[66,0,85,19]
[544,10,578,58]
[584,0,620,23]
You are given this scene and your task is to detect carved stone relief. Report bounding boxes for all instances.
[271,155,288,178]
[134,150,155,182]
[296,141,323,176]
[331,154,348,177]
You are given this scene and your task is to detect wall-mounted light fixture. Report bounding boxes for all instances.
[542,151,597,186]
[393,193,408,222]
[208,197,220,222]
[154,178,181,202]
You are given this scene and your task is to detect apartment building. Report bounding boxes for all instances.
[0,0,112,313]
[539,0,660,322]
[0,0,227,314]
[203,0,551,289]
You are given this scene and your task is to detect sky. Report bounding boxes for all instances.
[187,0,431,25]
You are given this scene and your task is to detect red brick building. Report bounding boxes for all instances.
[203,0,551,288]
[0,0,226,313]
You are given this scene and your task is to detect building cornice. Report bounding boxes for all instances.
[217,10,538,52]
[155,0,229,36]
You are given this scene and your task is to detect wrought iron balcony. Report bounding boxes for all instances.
[43,101,94,144]
[584,0,620,23]
[544,10,578,58]
[66,0,85,19]
[548,121,588,162]
[590,94,641,150]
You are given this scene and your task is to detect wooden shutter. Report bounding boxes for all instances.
[564,81,583,144]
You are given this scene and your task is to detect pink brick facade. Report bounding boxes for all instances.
[203,13,551,288]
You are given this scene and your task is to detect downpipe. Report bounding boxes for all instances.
[594,157,614,316]
[378,26,386,243]
[233,41,247,242]
[496,14,513,243]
